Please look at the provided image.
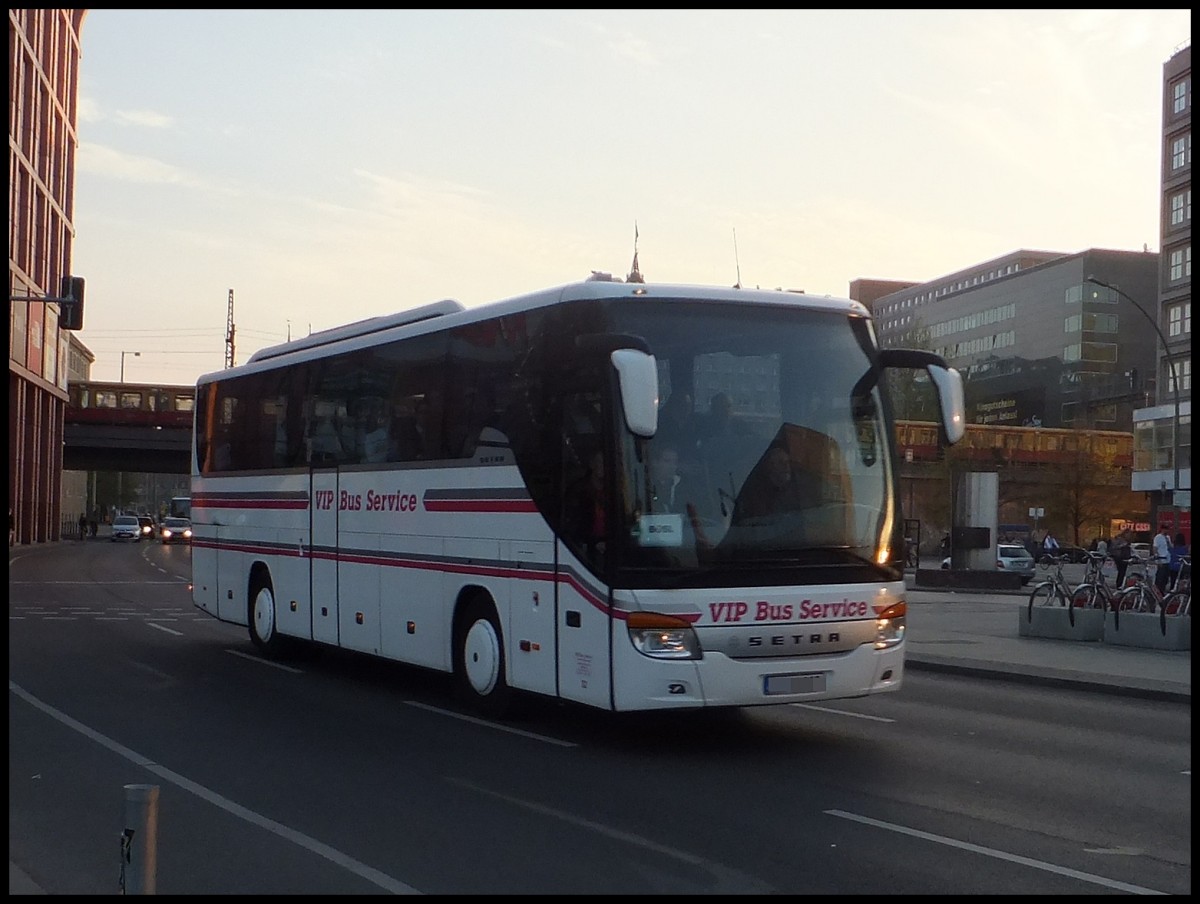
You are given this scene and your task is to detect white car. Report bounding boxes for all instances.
[1130,542,1153,562]
[110,514,141,542]
[942,543,1037,584]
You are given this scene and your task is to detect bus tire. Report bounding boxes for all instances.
[248,569,287,658]
[454,595,513,719]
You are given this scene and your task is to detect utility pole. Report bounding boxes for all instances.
[225,288,236,369]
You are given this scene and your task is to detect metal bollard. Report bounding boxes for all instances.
[119,784,159,894]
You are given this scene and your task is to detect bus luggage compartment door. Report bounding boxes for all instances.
[311,470,340,646]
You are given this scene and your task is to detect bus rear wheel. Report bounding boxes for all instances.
[248,571,287,657]
[454,595,513,719]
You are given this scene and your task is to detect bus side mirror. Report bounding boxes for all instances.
[926,364,965,444]
[610,348,658,438]
[877,348,965,444]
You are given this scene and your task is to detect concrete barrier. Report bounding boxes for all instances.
[918,568,1023,591]
[1017,604,1105,641]
[1103,610,1191,651]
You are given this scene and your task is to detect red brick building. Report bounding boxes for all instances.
[8,9,88,545]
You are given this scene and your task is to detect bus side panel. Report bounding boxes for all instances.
[554,544,613,710]
[505,540,556,697]
[215,534,247,624]
[379,533,447,670]
[311,470,340,646]
[191,526,221,619]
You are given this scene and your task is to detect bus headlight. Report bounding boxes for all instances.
[873,601,906,649]
[627,611,701,660]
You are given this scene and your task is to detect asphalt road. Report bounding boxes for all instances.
[9,539,1191,895]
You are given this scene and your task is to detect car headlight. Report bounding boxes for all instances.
[183,529,192,538]
[162,529,172,538]
[627,611,701,659]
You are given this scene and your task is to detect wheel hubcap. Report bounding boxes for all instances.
[463,619,500,696]
[253,588,275,641]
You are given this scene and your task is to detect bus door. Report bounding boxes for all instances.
[554,389,614,709]
[310,468,340,645]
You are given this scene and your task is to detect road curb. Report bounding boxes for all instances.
[906,655,1191,703]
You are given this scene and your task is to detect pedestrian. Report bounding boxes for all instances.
[1109,528,1133,588]
[1152,524,1173,594]
[89,511,98,537]
[1042,530,1060,556]
[1096,536,1108,557]
[77,512,88,540]
[1168,532,1188,591]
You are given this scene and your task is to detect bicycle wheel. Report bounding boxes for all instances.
[1159,589,1189,635]
[1072,584,1104,610]
[1027,581,1066,623]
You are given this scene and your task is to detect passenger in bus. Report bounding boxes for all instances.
[731,443,806,522]
[307,410,345,464]
[355,397,391,463]
[648,443,684,514]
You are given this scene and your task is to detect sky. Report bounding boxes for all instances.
[70,9,1191,386]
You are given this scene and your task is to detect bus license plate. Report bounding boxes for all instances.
[764,672,826,695]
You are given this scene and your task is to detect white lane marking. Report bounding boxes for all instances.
[789,702,895,723]
[147,623,184,637]
[223,648,305,673]
[404,701,577,748]
[825,810,1167,895]
[8,681,421,894]
[450,777,774,894]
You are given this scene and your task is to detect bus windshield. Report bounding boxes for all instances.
[602,300,893,575]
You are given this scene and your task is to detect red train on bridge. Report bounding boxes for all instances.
[66,380,196,430]
[895,419,1134,468]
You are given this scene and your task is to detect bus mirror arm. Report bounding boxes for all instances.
[877,349,965,445]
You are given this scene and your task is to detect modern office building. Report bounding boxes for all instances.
[857,248,1160,431]
[1133,42,1191,535]
[8,9,88,545]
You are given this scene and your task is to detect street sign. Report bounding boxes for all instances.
[1028,507,1044,518]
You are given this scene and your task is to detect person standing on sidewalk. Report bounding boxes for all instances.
[77,512,88,540]
[1110,529,1133,588]
[1153,524,1173,594]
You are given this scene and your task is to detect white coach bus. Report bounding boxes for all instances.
[190,278,964,717]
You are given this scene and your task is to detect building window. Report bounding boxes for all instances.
[1080,342,1118,363]
[1167,357,1191,395]
[1065,285,1082,304]
[1169,245,1191,282]
[1065,314,1081,333]
[1083,312,1118,333]
[1168,302,1191,337]
[1174,78,1190,115]
[1169,190,1191,227]
[1171,133,1191,171]
[1064,343,1081,362]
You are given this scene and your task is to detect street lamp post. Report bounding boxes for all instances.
[120,350,141,383]
[1086,276,1181,528]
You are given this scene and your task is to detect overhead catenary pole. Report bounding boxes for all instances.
[225,288,235,369]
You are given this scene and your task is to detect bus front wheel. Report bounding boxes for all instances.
[248,571,286,657]
[454,595,513,719]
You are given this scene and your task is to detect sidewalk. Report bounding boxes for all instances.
[903,576,1190,702]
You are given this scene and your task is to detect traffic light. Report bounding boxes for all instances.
[59,275,85,330]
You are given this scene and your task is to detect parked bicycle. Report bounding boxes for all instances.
[1112,555,1168,627]
[1158,555,1191,635]
[1027,554,1076,624]
[1071,551,1120,615]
